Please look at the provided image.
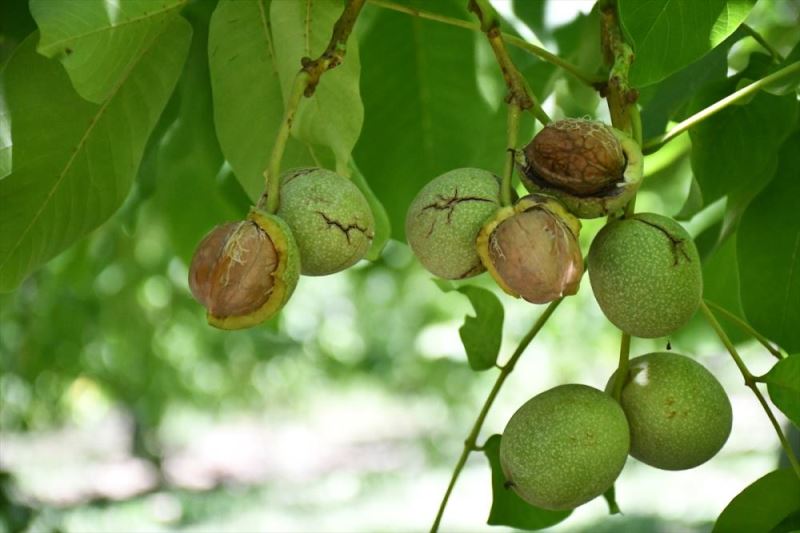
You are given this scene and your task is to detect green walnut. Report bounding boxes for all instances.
[189,208,300,330]
[405,168,501,279]
[500,384,630,510]
[588,213,702,338]
[476,194,583,303]
[276,168,375,276]
[607,352,732,470]
[516,118,643,219]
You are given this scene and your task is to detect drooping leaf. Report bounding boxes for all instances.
[761,355,800,427]
[484,434,571,530]
[688,61,798,211]
[153,0,250,263]
[271,0,363,168]
[434,281,503,371]
[30,0,187,103]
[0,25,191,292]
[738,131,800,353]
[354,0,507,241]
[552,9,602,118]
[619,0,756,87]
[713,469,800,533]
[207,0,315,200]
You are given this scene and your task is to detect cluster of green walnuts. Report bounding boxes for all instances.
[188,168,375,329]
[405,118,733,511]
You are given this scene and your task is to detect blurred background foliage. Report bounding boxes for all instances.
[1,0,799,532]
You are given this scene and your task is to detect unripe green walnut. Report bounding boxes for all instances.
[189,209,300,330]
[276,168,375,276]
[517,118,643,219]
[405,168,501,279]
[607,352,732,470]
[477,194,583,303]
[500,384,630,510]
[588,213,702,338]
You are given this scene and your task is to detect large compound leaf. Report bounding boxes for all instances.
[354,0,507,241]
[688,61,798,211]
[713,469,800,533]
[761,355,800,428]
[738,130,800,353]
[0,24,190,292]
[271,0,364,168]
[484,435,571,530]
[208,0,315,200]
[619,0,755,87]
[30,0,186,103]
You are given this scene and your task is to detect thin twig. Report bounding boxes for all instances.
[365,0,604,87]
[643,61,800,153]
[699,302,800,479]
[704,299,783,360]
[430,299,563,533]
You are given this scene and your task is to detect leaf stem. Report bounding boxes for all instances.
[468,0,551,125]
[258,0,367,213]
[611,332,631,401]
[643,61,800,154]
[365,0,604,87]
[430,298,563,533]
[703,299,783,360]
[699,301,800,479]
[502,104,521,206]
[741,23,784,63]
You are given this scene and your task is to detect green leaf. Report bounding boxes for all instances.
[30,0,187,103]
[0,0,35,64]
[619,0,756,87]
[354,0,507,241]
[552,9,602,118]
[484,434,571,530]
[153,0,250,262]
[271,0,363,168]
[761,355,800,427]
[434,282,504,371]
[738,131,800,353]
[511,0,548,42]
[207,0,315,200]
[688,65,798,210]
[713,469,800,533]
[0,24,190,292]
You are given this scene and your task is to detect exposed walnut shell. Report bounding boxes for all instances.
[189,221,278,317]
[476,194,583,304]
[188,209,300,330]
[525,119,625,196]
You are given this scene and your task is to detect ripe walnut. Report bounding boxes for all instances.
[517,118,643,219]
[477,195,583,304]
[189,209,300,330]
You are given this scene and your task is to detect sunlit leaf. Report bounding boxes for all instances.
[0,24,190,291]
[30,0,187,103]
[761,355,800,427]
[619,0,756,87]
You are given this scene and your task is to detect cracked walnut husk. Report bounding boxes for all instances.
[477,194,583,304]
[275,168,375,276]
[405,168,502,279]
[189,209,300,330]
[517,118,643,219]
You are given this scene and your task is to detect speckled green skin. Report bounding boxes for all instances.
[276,168,375,276]
[499,384,630,511]
[588,213,702,338]
[607,352,732,470]
[405,168,501,279]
